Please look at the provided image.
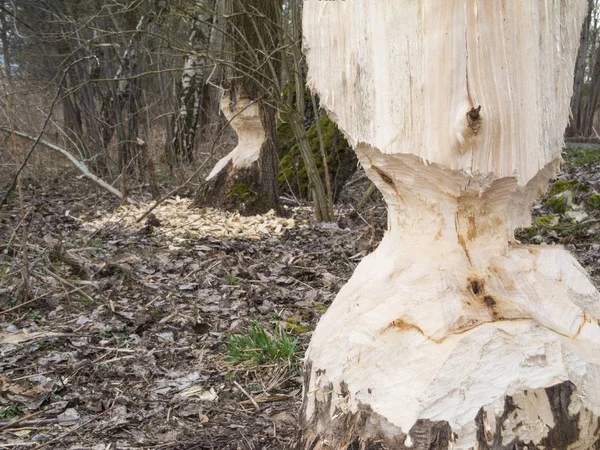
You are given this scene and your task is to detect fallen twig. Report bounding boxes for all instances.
[31,408,113,450]
[239,393,296,405]
[233,380,260,411]
[0,295,43,316]
[0,56,97,209]
[0,411,42,431]
[49,240,89,280]
[0,284,93,316]
[0,127,128,204]
[42,268,95,304]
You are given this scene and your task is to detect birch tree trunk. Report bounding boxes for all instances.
[298,2,600,449]
[170,1,212,163]
[0,0,11,79]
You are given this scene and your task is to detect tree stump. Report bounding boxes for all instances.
[297,1,600,448]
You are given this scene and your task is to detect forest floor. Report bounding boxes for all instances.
[0,146,599,450]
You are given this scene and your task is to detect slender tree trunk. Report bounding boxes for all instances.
[282,0,334,221]
[568,0,593,136]
[0,1,11,79]
[113,15,146,181]
[62,82,83,155]
[76,48,105,172]
[584,6,600,137]
[584,49,600,137]
[156,27,174,171]
[298,1,600,448]
[288,108,332,221]
[171,1,212,163]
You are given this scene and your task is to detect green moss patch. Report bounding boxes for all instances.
[533,215,559,228]
[563,147,600,168]
[586,193,600,210]
[548,180,579,196]
[278,114,353,199]
[223,181,275,215]
[227,183,255,203]
[543,191,573,214]
[283,317,311,334]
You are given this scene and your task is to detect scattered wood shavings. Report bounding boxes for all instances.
[82,197,297,240]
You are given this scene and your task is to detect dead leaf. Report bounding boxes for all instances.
[0,330,67,345]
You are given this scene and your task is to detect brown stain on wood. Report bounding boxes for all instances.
[469,278,484,295]
[466,278,501,320]
[373,166,395,187]
[387,318,443,344]
[466,215,477,241]
[483,295,500,320]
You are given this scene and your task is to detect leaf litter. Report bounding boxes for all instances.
[1,147,598,448]
[0,178,360,449]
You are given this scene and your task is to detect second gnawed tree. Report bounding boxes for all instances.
[297,1,600,449]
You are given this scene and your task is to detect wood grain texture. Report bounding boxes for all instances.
[298,1,600,448]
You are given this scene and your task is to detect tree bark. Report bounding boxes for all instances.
[112,15,146,182]
[170,1,212,163]
[195,0,281,215]
[0,0,11,79]
[282,0,334,221]
[298,1,600,449]
[567,0,593,137]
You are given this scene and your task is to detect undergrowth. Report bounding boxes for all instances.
[225,321,298,366]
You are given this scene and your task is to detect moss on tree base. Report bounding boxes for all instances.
[193,161,277,215]
[278,114,357,202]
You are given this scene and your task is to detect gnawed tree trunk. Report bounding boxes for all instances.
[298,1,600,449]
[194,95,280,215]
[195,0,281,215]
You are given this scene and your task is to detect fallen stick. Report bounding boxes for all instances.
[31,408,113,450]
[233,380,260,411]
[42,268,95,304]
[0,127,127,204]
[0,411,42,431]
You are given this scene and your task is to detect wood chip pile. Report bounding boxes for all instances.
[83,197,297,239]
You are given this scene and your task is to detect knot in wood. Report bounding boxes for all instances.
[467,105,482,134]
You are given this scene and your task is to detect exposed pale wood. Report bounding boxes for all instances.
[299,1,600,448]
[206,97,265,181]
[195,95,280,215]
